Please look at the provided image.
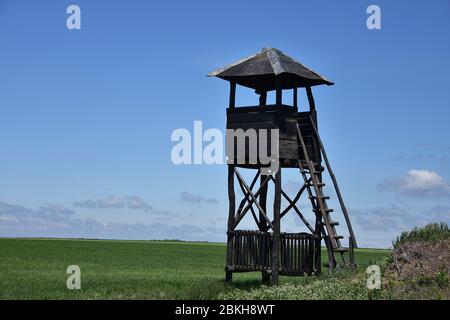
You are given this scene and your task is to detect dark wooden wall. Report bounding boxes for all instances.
[226,105,321,167]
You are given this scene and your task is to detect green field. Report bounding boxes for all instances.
[0,238,390,300]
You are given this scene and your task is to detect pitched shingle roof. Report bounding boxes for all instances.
[208,47,333,92]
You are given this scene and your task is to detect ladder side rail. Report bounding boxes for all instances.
[298,161,337,268]
[309,117,357,248]
[296,124,338,249]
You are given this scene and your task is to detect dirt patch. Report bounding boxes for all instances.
[384,239,450,299]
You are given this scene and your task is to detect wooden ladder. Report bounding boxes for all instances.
[296,121,356,267]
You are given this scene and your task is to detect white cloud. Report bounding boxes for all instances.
[180,192,219,204]
[39,203,75,216]
[73,195,174,215]
[0,200,214,241]
[74,200,97,209]
[98,196,125,208]
[125,196,152,210]
[377,169,450,197]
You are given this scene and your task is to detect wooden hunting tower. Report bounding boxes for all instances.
[209,48,357,285]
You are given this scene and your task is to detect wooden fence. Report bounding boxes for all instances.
[227,230,320,275]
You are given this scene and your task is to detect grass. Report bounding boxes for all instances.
[0,238,390,300]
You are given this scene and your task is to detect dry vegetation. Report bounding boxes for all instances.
[382,223,450,299]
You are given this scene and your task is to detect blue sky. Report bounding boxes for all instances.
[0,1,449,247]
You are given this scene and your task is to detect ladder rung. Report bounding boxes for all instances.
[322,221,339,226]
[333,235,344,239]
[309,196,330,200]
[333,247,349,253]
[314,208,333,213]
[306,183,325,187]
[301,170,323,175]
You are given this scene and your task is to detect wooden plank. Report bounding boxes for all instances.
[228,112,277,124]
[227,104,297,113]
[290,235,294,273]
[243,235,247,267]
[227,121,278,131]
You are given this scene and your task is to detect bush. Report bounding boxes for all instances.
[393,222,449,248]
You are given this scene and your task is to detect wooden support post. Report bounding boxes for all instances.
[259,91,267,107]
[314,236,322,274]
[314,211,323,273]
[306,86,317,126]
[259,175,268,232]
[271,169,281,285]
[349,236,355,268]
[225,165,235,282]
[293,87,297,108]
[324,235,336,270]
[229,82,236,109]
[276,79,282,106]
[259,173,270,283]
[305,86,315,111]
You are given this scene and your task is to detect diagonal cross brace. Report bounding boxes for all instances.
[236,173,261,230]
[280,178,310,219]
[234,175,271,229]
[269,176,315,233]
[235,170,260,217]
[233,168,274,230]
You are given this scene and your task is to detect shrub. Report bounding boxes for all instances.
[435,270,449,289]
[393,222,449,248]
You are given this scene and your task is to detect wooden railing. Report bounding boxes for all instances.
[227,230,320,275]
